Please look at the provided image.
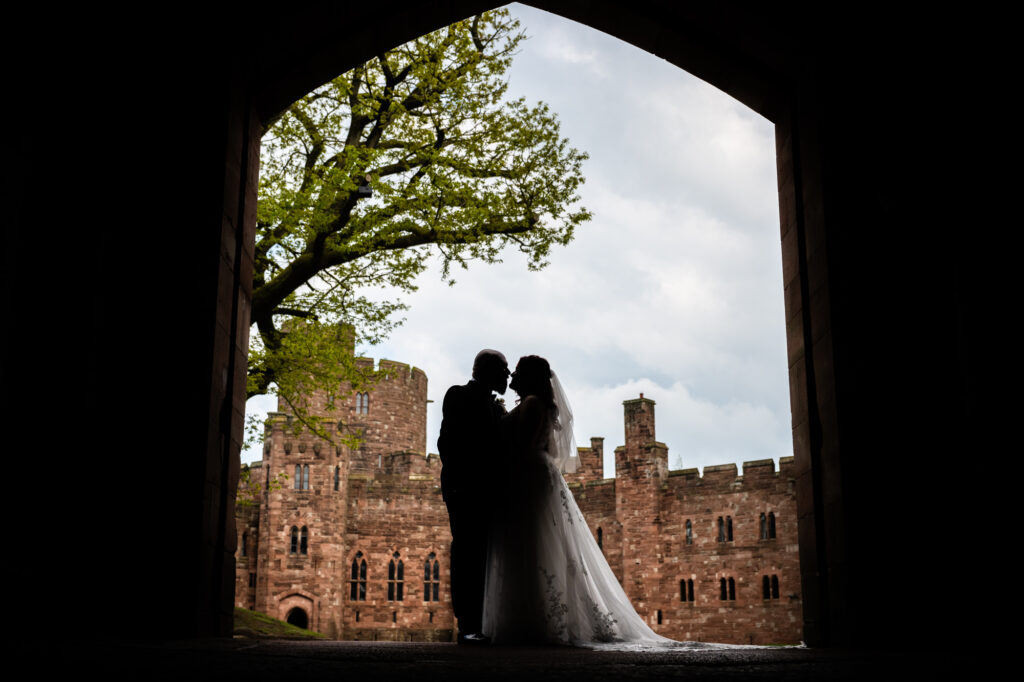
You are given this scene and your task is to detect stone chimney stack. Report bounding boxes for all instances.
[623,393,656,451]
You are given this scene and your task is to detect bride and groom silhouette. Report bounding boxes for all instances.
[438,349,669,648]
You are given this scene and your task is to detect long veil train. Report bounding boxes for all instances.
[482,372,674,648]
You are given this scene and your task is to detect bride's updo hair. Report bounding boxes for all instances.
[512,355,555,407]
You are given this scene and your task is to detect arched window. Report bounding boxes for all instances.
[726,515,733,541]
[355,392,370,415]
[680,578,695,602]
[350,552,367,600]
[240,531,247,557]
[388,552,404,601]
[717,517,725,542]
[289,526,298,554]
[771,574,780,599]
[728,577,736,600]
[768,512,776,539]
[762,575,771,599]
[597,527,603,550]
[294,464,301,489]
[302,464,310,490]
[685,519,693,545]
[300,526,308,555]
[424,552,440,602]
[334,465,340,491]
[760,512,767,540]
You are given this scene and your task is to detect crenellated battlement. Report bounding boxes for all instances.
[565,437,604,485]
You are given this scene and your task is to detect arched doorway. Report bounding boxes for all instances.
[286,607,309,630]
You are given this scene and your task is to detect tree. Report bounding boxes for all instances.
[247,9,591,444]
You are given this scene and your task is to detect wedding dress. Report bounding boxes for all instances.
[482,373,675,649]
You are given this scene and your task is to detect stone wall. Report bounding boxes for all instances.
[236,373,801,644]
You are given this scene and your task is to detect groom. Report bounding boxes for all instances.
[437,349,509,644]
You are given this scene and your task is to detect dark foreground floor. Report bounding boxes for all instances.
[45,638,973,681]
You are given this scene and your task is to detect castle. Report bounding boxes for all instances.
[235,359,802,644]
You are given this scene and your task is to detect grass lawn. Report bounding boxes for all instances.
[233,607,328,639]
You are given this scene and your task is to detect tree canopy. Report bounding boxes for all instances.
[247,9,591,442]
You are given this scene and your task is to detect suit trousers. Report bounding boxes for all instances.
[446,496,488,634]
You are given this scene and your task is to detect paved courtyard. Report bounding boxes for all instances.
[44,638,977,681]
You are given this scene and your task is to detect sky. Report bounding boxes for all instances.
[242,3,791,478]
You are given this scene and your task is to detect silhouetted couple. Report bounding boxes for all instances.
[438,350,671,648]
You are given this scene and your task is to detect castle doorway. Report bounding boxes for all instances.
[286,608,309,630]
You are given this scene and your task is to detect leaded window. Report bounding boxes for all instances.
[350,552,367,600]
[424,553,440,602]
[388,552,404,601]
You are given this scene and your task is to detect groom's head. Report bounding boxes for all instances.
[473,349,509,395]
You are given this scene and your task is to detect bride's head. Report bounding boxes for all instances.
[509,355,554,405]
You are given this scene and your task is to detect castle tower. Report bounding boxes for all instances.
[235,351,443,640]
[615,394,669,624]
[250,411,350,637]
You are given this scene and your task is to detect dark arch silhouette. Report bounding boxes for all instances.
[18,0,995,650]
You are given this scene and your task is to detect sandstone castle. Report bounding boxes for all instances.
[235,358,802,644]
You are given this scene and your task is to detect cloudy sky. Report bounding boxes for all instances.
[243,3,791,478]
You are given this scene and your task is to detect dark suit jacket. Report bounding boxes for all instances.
[437,380,504,508]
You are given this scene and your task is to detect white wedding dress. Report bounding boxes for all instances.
[482,374,675,649]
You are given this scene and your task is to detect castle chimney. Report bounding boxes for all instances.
[623,394,656,451]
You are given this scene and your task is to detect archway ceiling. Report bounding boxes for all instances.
[250,1,797,125]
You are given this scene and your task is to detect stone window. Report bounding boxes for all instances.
[680,578,694,602]
[424,552,440,602]
[729,577,736,600]
[350,552,367,600]
[294,465,301,489]
[720,577,736,601]
[718,516,734,542]
[685,519,692,545]
[656,609,663,625]
[597,527,603,550]
[388,552,404,601]
[772,574,780,599]
[302,464,310,490]
[763,574,780,599]
[300,526,308,556]
[334,465,340,491]
[356,392,370,415]
[240,531,247,557]
[289,526,299,554]
[248,572,256,587]
[760,512,777,540]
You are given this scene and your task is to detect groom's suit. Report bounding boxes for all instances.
[437,379,505,636]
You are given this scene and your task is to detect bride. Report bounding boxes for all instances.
[482,355,673,647]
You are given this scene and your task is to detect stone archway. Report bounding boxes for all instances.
[16,0,990,650]
[233,0,834,645]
